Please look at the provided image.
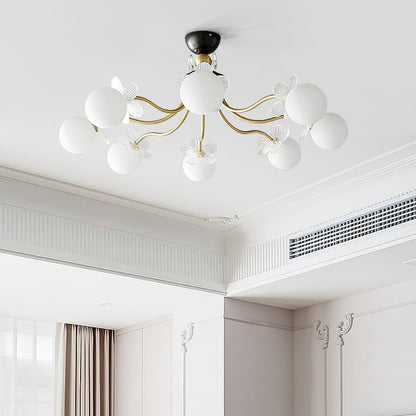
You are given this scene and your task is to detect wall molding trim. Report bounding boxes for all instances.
[313,320,329,416]
[180,323,195,416]
[355,299,416,318]
[115,315,172,336]
[337,313,354,416]
[224,316,293,331]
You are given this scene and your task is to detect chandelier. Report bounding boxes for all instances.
[59,31,348,182]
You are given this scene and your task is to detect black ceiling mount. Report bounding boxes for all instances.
[185,31,221,55]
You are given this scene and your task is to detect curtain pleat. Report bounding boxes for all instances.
[58,324,114,416]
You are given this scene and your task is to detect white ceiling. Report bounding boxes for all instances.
[231,239,416,309]
[1,0,415,219]
[0,252,221,329]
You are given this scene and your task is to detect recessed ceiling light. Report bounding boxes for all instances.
[99,302,112,307]
[403,259,416,267]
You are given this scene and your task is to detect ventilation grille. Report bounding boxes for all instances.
[289,196,416,259]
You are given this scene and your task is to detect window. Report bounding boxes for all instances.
[0,318,55,416]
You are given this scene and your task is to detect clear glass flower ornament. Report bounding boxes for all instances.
[121,128,150,159]
[258,125,301,170]
[111,77,144,124]
[107,128,150,174]
[257,125,290,156]
[270,74,298,117]
[96,128,110,144]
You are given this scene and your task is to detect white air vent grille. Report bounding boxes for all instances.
[289,196,416,259]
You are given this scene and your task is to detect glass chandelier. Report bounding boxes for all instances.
[59,31,348,182]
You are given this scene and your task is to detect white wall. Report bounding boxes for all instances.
[224,299,294,416]
[294,280,416,416]
[116,317,172,416]
[171,297,224,416]
[116,293,224,416]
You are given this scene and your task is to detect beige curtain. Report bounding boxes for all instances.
[55,323,115,416]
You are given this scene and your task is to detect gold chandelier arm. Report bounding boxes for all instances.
[197,115,205,153]
[218,109,274,143]
[221,94,276,113]
[134,110,190,145]
[223,100,283,124]
[134,96,184,114]
[129,108,184,125]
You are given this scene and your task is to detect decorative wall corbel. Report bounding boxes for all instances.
[180,322,194,353]
[337,313,353,346]
[313,320,329,350]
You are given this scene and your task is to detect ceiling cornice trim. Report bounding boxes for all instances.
[224,139,416,234]
[0,165,207,227]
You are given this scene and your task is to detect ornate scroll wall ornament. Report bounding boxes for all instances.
[337,313,353,346]
[180,322,195,353]
[313,320,329,416]
[313,320,329,350]
[180,323,195,416]
[337,313,354,416]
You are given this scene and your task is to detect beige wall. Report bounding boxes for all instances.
[294,280,416,416]
[224,298,294,416]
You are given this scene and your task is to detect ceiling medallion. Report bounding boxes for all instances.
[59,30,348,182]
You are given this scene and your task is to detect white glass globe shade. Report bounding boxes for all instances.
[59,117,97,154]
[180,72,225,115]
[85,87,127,129]
[107,142,140,174]
[183,154,216,182]
[311,113,348,150]
[285,83,327,125]
[268,138,301,170]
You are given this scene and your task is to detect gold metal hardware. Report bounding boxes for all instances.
[197,115,206,153]
[128,91,279,148]
[218,110,274,143]
[134,110,190,145]
[222,100,283,124]
[221,94,276,113]
[130,108,184,125]
[134,97,184,114]
[194,54,212,66]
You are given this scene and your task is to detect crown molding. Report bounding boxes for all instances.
[0,164,208,228]
[0,202,226,292]
[224,139,416,234]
